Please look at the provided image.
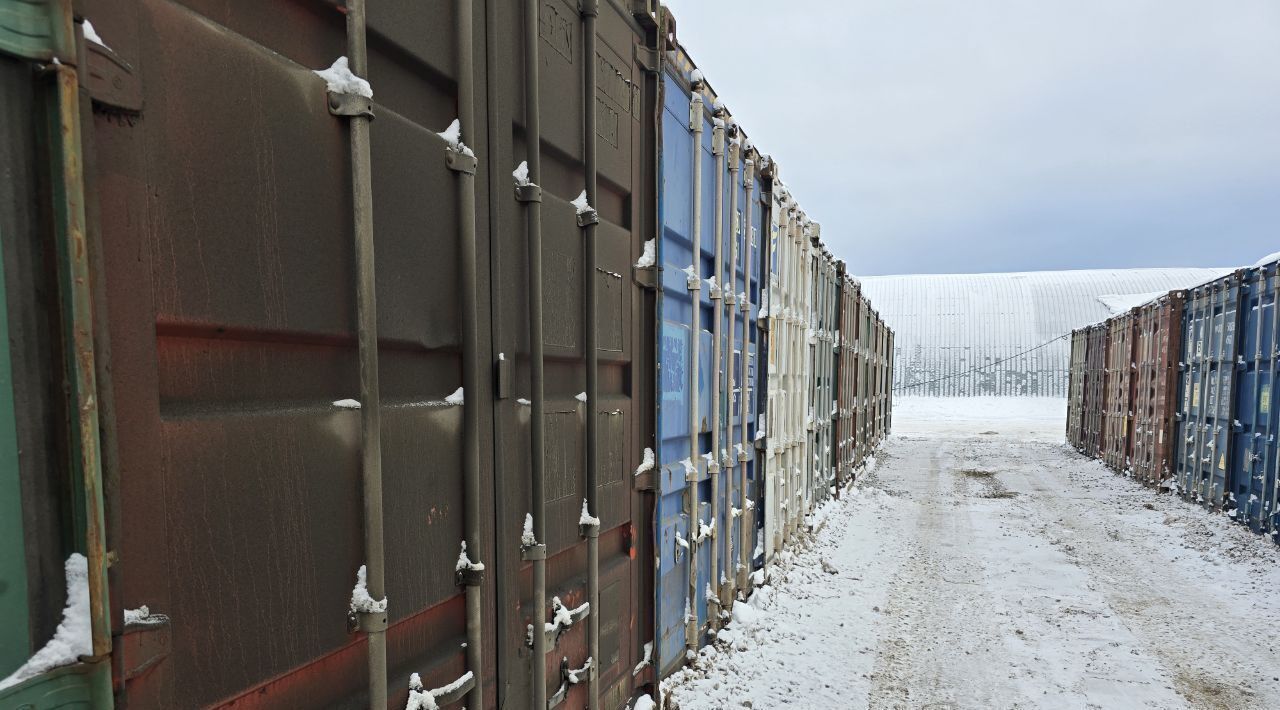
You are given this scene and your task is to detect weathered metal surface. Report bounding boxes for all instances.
[885,328,894,436]
[488,2,657,706]
[1070,268,1277,545]
[2,2,900,704]
[0,0,76,62]
[0,15,115,704]
[0,54,34,680]
[1102,311,1138,471]
[1066,329,1088,449]
[1226,261,1278,534]
[654,50,729,676]
[1130,292,1184,486]
[1175,271,1245,510]
[76,0,656,706]
[806,249,837,507]
[763,176,809,566]
[1081,324,1110,458]
[833,272,855,487]
[749,168,773,574]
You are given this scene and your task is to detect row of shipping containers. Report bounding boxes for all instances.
[0,2,893,708]
[1067,259,1279,542]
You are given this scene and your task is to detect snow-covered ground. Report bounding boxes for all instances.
[659,397,1280,709]
[892,396,1069,441]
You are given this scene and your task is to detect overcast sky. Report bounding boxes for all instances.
[662,0,1280,276]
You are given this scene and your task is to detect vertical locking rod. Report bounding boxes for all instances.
[580,1,602,706]
[524,0,550,705]
[341,2,387,708]
[707,116,725,614]
[685,87,705,652]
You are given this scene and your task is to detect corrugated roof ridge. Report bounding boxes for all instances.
[859,266,1236,281]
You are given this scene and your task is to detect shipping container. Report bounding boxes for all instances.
[1102,312,1139,471]
[874,312,892,444]
[1175,271,1245,510]
[749,155,773,572]
[1081,324,1110,458]
[1225,260,1278,535]
[855,295,874,463]
[1,3,896,705]
[1067,329,1089,448]
[885,327,895,437]
[1063,267,1278,542]
[833,271,857,485]
[1130,291,1185,487]
[652,37,768,678]
[806,245,838,506]
[763,183,808,563]
[1,1,661,707]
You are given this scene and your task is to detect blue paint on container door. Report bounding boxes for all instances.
[1229,262,1279,535]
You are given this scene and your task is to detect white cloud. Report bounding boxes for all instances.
[664,0,1280,274]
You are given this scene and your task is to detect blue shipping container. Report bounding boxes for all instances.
[654,57,767,677]
[1176,270,1245,508]
[1228,260,1279,537]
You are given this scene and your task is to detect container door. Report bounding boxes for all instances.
[655,64,701,678]
[89,1,492,705]
[1230,265,1277,531]
[488,3,657,706]
[1177,274,1243,508]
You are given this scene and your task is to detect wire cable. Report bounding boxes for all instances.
[892,332,1072,393]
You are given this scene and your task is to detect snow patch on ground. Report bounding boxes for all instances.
[662,483,904,708]
[893,395,1067,442]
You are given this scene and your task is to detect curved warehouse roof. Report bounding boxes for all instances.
[859,267,1235,397]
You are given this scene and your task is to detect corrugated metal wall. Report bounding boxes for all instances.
[860,268,1233,397]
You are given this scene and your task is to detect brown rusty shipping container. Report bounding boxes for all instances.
[856,295,875,461]
[1065,267,1280,545]
[1,1,900,706]
[1081,324,1110,458]
[1102,312,1139,471]
[832,276,890,484]
[884,328,895,436]
[2,1,660,707]
[872,312,891,446]
[1130,291,1185,486]
[1066,328,1088,448]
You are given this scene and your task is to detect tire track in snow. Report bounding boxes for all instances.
[663,401,1280,709]
[1001,444,1280,710]
[868,439,1031,709]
